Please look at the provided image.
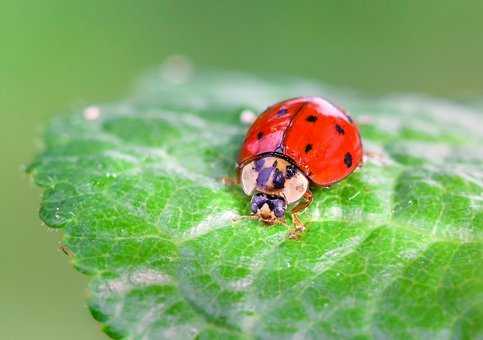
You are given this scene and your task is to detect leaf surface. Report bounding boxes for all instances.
[29,68,483,339]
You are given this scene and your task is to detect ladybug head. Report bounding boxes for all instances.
[240,156,309,206]
[250,192,287,224]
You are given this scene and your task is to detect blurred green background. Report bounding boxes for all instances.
[1,1,482,339]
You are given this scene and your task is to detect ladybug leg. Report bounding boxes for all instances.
[221,176,240,186]
[288,214,305,239]
[288,190,313,239]
[291,190,313,214]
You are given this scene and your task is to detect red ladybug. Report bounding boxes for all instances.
[237,96,363,238]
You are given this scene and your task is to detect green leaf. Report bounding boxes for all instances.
[29,68,483,339]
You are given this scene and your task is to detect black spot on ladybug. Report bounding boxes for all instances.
[305,144,313,153]
[257,131,264,140]
[272,168,285,189]
[306,115,317,123]
[335,124,345,135]
[344,152,352,168]
[277,108,288,116]
[286,164,297,178]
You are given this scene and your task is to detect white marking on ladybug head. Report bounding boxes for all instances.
[283,169,309,204]
[240,161,259,195]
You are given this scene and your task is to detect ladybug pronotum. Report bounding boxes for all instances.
[237,96,363,238]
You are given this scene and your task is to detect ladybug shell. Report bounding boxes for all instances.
[238,97,363,187]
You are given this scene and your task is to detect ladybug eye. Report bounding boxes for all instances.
[273,207,285,218]
[265,197,285,217]
[251,193,268,212]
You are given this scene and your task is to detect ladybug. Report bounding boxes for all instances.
[237,96,363,238]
